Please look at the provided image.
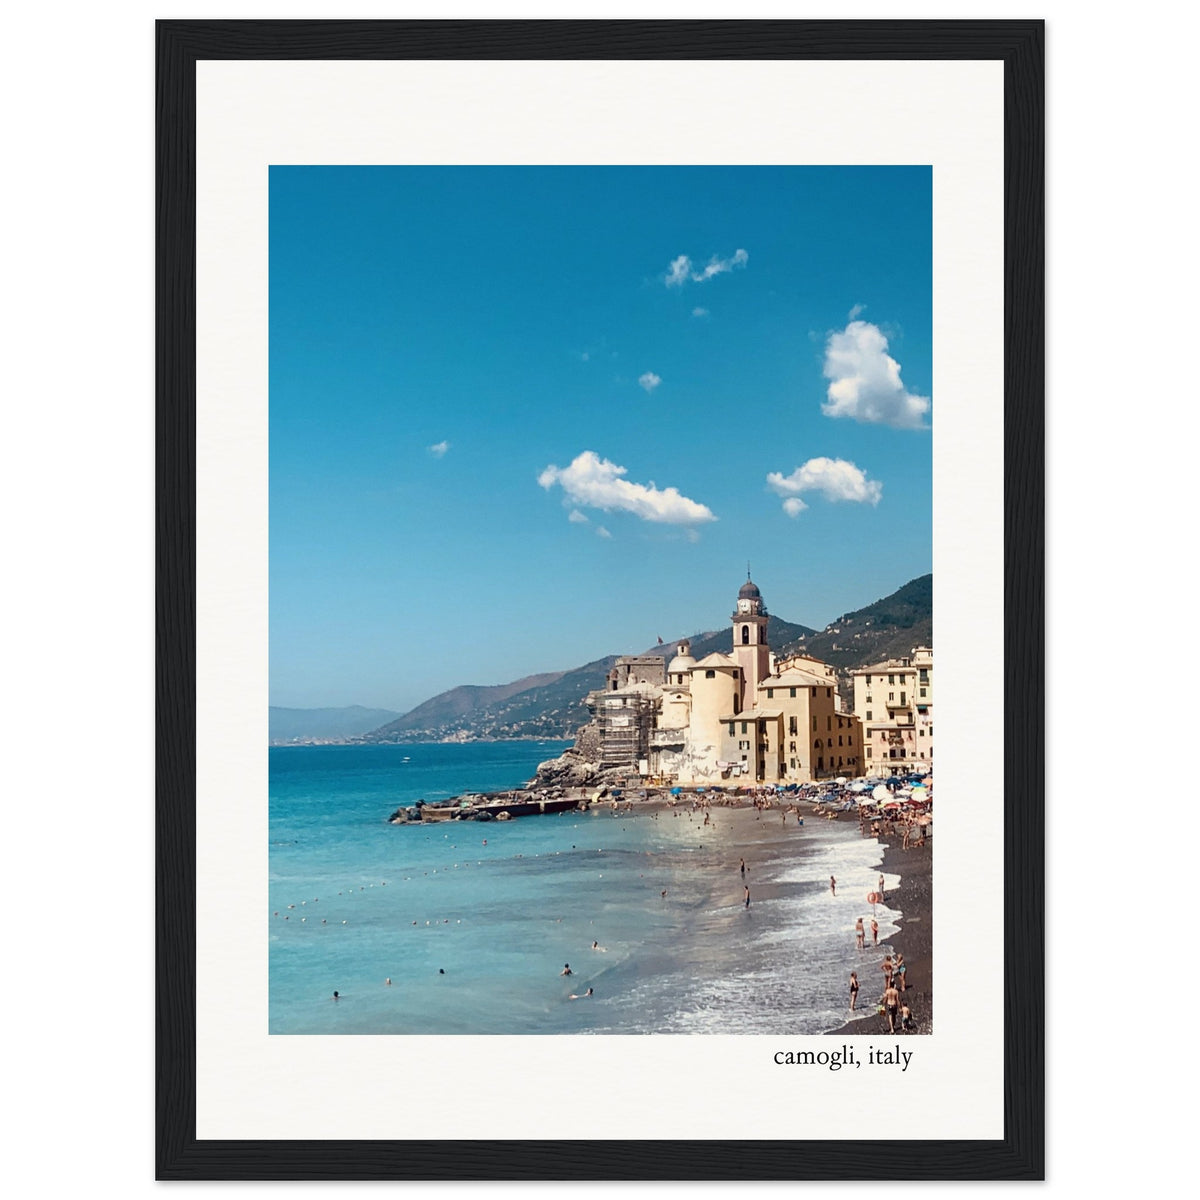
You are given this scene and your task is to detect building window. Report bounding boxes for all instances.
[742,625,750,644]
[790,687,796,698]
[900,692,906,705]
[811,687,816,697]
[866,675,872,685]
[741,722,748,735]
[789,740,796,751]
[920,729,925,737]
[705,669,715,678]
[866,730,871,739]
[866,711,872,721]
[888,692,895,701]
[789,716,797,735]
[812,716,817,731]
[838,735,843,746]
[767,688,774,699]
[728,722,735,735]
[866,748,873,758]
[888,674,895,684]
[919,669,928,682]
[827,716,832,731]
[790,758,796,769]
[920,687,927,697]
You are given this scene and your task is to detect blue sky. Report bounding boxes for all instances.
[270,166,932,712]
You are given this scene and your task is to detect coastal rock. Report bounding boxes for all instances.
[533,721,604,786]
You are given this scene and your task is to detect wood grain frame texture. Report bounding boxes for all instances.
[156,18,1044,1181]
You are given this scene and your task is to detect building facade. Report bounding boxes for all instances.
[590,576,863,784]
[850,645,933,775]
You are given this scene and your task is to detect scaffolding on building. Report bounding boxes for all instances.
[597,695,657,771]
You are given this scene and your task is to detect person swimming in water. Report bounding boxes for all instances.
[568,988,594,1000]
[561,963,572,976]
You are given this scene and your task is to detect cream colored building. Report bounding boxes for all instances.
[850,645,933,775]
[598,575,862,785]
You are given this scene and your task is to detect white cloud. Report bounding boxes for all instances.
[638,371,662,393]
[821,320,930,429]
[567,509,589,524]
[596,526,612,539]
[692,307,709,318]
[848,303,866,320]
[428,440,450,458]
[767,457,883,516]
[665,255,692,287]
[539,450,717,526]
[663,248,748,287]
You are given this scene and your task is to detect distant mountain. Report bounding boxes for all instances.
[648,615,820,661]
[773,574,933,679]
[365,671,567,740]
[270,705,402,744]
[330,575,931,746]
[361,658,620,744]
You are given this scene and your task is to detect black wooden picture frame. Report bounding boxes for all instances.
[156,18,1043,1180]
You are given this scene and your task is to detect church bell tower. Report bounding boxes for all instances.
[732,569,770,702]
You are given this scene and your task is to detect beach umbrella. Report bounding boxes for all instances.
[850,781,869,792]
[911,786,928,803]
[858,797,877,807]
[670,787,682,795]
[836,776,848,785]
[882,799,902,809]
[872,784,891,802]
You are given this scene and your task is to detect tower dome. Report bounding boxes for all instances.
[738,579,761,600]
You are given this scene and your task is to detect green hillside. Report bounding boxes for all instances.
[329,574,932,745]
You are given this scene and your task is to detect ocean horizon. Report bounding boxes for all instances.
[269,741,901,1035]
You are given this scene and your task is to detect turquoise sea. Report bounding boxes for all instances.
[269,742,900,1035]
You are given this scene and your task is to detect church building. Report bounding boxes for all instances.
[591,575,863,785]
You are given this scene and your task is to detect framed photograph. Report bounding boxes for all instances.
[157,19,1043,1180]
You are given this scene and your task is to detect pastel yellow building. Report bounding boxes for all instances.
[595,575,862,784]
[850,645,933,775]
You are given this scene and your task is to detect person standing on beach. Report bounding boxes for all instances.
[744,885,751,908]
[883,982,901,1033]
[878,872,885,899]
[881,955,894,992]
[855,917,865,950]
[894,953,907,991]
[849,971,859,1010]
[740,858,746,878]
[871,917,879,946]
[830,875,836,896]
